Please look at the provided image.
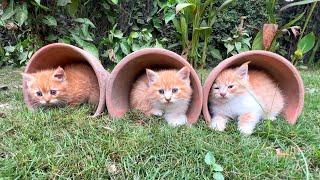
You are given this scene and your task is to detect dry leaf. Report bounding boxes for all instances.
[275,148,289,157]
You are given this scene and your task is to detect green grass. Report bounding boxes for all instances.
[0,67,320,179]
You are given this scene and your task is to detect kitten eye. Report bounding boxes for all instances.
[36,91,43,96]
[158,89,164,94]
[214,87,219,90]
[50,90,57,95]
[172,88,178,93]
[228,85,234,89]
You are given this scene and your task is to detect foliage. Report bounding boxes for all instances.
[222,16,252,56]
[204,152,224,180]
[173,0,236,68]
[292,32,316,64]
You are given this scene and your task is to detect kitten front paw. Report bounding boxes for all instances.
[238,124,254,135]
[150,109,164,116]
[166,115,187,127]
[209,116,227,132]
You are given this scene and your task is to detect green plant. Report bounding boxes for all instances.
[173,0,235,68]
[204,152,224,180]
[292,32,316,65]
[222,16,251,56]
[101,25,165,63]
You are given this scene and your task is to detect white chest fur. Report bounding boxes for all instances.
[211,92,264,119]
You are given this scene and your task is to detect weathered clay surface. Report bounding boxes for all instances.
[23,43,109,117]
[203,50,304,124]
[106,48,203,124]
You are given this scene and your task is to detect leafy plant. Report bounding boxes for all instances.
[101,25,165,63]
[292,32,316,65]
[222,16,251,56]
[173,0,236,68]
[204,152,224,180]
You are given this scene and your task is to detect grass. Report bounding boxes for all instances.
[0,67,320,179]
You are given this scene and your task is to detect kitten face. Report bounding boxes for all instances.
[211,62,250,103]
[146,67,192,104]
[23,67,68,107]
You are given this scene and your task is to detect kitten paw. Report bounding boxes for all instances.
[209,116,227,132]
[151,109,164,116]
[166,115,187,127]
[238,125,254,135]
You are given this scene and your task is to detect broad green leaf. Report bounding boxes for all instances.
[226,44,235,54]
[218,0,235,11]
[58,38,71,44]
[235,42,242,53]
[4,46,15,53]
[204,152,215,165]
[213,164,224,172]
[74,18,95,28]
[242,37,251,48]
[252,30,263,50]
[71,33,85,47]
[164,11,175,24]
[153,18,161,29]
[298,32,316,54]
[67,0,79,17]
[15,3,28,27]
[18,51,28,64]
[132,43,141,51]
[176,3,195,14]
[172,19,181,33]
[281,11,305,30]
[114,30,123,38]
[1,9,15,21]
[210,48,222,60]
[35,0,41,5]
[57,0,71,6]
[129,32,139,39]
[42,16,57,26]
[111,0,118,4]
[155,39,164,48]
[83,42,99,58]
[280,0,320,11]
[46,34,58,41]
[213,172,225,180]
[120,41,130,55]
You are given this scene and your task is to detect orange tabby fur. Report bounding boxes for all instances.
[130,67,192,126]
[210,62,284,135]
[23,63,99,107]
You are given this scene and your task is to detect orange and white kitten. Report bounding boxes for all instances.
[130,67,192,127]
[209,62,284,135]
[22,64,99,107]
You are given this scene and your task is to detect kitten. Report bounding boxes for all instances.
[22,63,99,108]
[209,62,284,135]
[130,67,193,127]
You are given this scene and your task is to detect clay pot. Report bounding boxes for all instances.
[106,48,203,124]
[202,50,304,124]
[23,43,109,117]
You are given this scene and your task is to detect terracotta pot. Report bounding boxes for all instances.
[106,48,203,124]
[202,50,304,124]
[23,43,109,117]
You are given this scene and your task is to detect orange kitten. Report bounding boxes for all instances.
[209,62,284,135]
[22,64,99,108]
[130,67,192,127]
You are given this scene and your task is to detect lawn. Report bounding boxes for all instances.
[0,67,319,179]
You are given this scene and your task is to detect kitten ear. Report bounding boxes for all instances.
[237,61,250,80]
[146,69,159,85]
[177,66,190,80]
[21,73,34,88]
[52,66,66,81]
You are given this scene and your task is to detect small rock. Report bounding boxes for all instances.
[107,164,120,175]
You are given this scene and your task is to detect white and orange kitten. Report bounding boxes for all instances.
[22,64,99,108]
[130,67,193,127]
[209,62,284,135]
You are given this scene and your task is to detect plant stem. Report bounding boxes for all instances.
[190,9,201,67]
[299,2,317,41]
[201,35,209,69]
[308,35,320,65]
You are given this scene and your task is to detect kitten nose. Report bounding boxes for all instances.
[220,92,226,97]
[165,97,171,102]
